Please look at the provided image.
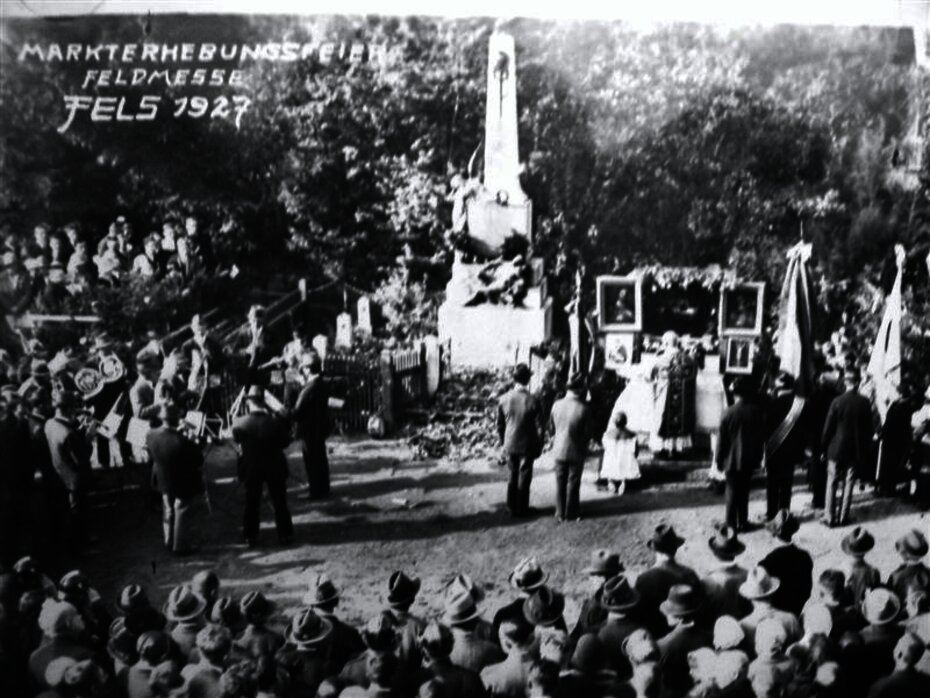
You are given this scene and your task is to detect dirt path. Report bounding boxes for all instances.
[70,437,928,630]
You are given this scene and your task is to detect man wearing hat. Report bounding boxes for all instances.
[163,584,207,660]
[43,389,92,546]
[548,374,591,522]
[759,509,813,617]
[656,584,712,698]
[571,550,624,641]
[146,403,205,556]
[492,557,549,643]
[716,377,766,532]
[384,570,426,674]
[634,524,701,638]
[116,585,166,636]
[292,351,331,500]
[820,365,875,526]
[236,590,284,657]
[738,566,801,649]
[596,575,643,679]
[860,588,905,687]
[126,630,172,698]
[702,524,750,620]
[841,526,881,605]
[445,589,504,673]
[497,363,544,518]
[764,372,809,520]
[888,529,930,602]
[304,573,365,674]
[523,586,567,636]
[277,608,333,696]
[232,385,294,547]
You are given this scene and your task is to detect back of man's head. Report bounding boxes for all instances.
[499,617,535,652]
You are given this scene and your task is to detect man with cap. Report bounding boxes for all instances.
[480,615,537,698]
[571,549,624,641]
[820,365,875,526]
[164,584,207,661]
[292,351,331,500]
[43,389,92,546]
[716,377,766,532]
[842,527,881,605]
[758,509,813,617]
[867,631,930,698]
[595,574,643,680]
[304,573,364,674]
[497,362,544,518]
[548,374,591,522]
[860,588,905,687]
[738,566,801,649]
[444,588,503,673]
[235,590,284,657]
[232,385,294,547]
[492,557,549,644]
[146,402,205,556]
[385,571,426,674]
[416,621,487,698]
[656,584,712,698]
[764,372,809,520]
[634,524,701,638]
[702,524,751,620]
[888,529,930,602]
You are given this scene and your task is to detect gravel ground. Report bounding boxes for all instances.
[51,436,930,630]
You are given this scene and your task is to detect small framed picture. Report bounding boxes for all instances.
[724,337,755,374]
[604,333,636,370]
[719,283,765,335]
[597,275,643,332]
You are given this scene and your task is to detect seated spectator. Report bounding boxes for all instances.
[132,235,164,279]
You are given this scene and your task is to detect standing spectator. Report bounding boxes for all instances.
[876,386,914,497]
[656,584,712,698]
[166,236,203,283]
[303,574,364,675]
[94,232,126,284]
[480,616,536,698]
[385,571,426,675]
[444,591,503,673]
[716,378,765,532]
[145,403,205,556]
[701,524,750,620]
[184,215,214,270]
[634,524,701,638]
[548,374,590,522]
[820,366,875,527]
[43,389,91,546]
[30,223,52,268]
[764,372,808,519]
[887,529,930,601]
[571,549,623,641]
[595,574,643,680]
[164,585,207,661]
[181,624,231,697]
[738,567,801,648]
[276,609,332,697]
[418,621,487,698]
[492,558,549,643]
[859,588,904,687]
[292,352,330,500]
[497,363,543,518]
[232,386,294,547]
[841,527,881,605]
[236,591,284,657]
[759,510,813,617]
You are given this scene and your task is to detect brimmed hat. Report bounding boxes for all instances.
[386,571,421,607]
[647,524,685,555]
[446,573,485,603]
[240,591,276,622]
[708,525,745,560]
[570,634,606,674]
[443,591,481,626]
[509,557,548,592]
[523,586,565,627]
[583,549,623,578]
[767,510,799,542]
[304,574,340,607]
[58,570,88,599]
[659,584,703,618]
[513,363,532,384]
[137,631,171,665]
[739,567,781,600]
[286,609,332,650]
[360,611,398,652]
[861,588,901,626]
[841,527,875,556]
[107,624,138,665]
[163,585,207,622]
[601,574,640,612]
[116,584,150,614]
[418,621,454,659]
[896,530,929,560]
[191,570,220,599]
[209,597,245,631]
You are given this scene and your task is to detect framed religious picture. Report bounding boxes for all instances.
[724,336,755,374]
[719,283,765,335]
[597,275,643,332]
[604,332,637,370]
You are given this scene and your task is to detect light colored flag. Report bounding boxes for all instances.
[867,245,905,421]
[774,242,816,396]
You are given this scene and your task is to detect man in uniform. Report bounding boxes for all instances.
[232,385,294,547]
[764,372,808,520]
[497,363,543,518]
[292,352,330,500]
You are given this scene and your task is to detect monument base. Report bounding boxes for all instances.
[438,298,552,368]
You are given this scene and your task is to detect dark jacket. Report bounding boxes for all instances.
[232,410,291,483]
[497,386,543,457]
[821,389,874,472]
[293,374,329,441]
[868,668,930,698]
[656,623,712,698]
[549,392,590,462]
[759,542,814,617]
[450,628,503,673]
[765,391,808,466]
[860,623,904,688]
[634,561,701,638]
[146,425,205,499]
[597,614,644,679]
[717,399,765,474]
[43,416,91,492]
[888,562,930,604]
[701,564,751,620]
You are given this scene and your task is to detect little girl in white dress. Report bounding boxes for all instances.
[600,411,641,494]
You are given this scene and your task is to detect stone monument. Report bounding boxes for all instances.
[438,26,552,367]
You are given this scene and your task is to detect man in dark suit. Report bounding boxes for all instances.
[548,375,590,522]
[145,403,204,555]
[758,510,813,617]
[716,378,765,532]
[232,386,294,546]
[634,524,701,638]
[764,372,808,520]
[497,363,543,518]
[292,352,330,500]
[43,389,92,545]
[656,584,712,698]
[820,366,875,526]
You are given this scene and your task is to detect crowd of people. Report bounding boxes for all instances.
[2,515,929,697]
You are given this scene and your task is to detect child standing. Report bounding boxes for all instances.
[600,411,640,495]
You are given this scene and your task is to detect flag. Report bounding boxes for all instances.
[867,245,905,421]
[774,242,817,397]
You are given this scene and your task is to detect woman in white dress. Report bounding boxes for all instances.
[600,411,641,495]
